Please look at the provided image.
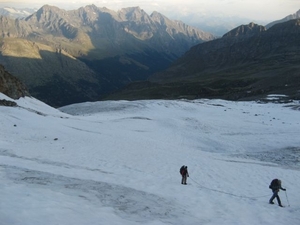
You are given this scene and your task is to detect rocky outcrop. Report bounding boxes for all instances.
[0,99,17,106]
[222,22,266,38]
[0,64,29,99]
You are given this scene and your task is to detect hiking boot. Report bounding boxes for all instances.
[269,201,274,204]
[279,204,283,207]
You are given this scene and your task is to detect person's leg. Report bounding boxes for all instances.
[181,176,184,184]
[276,195,282,206]
[183,175,187,184]
[269,191,277,204]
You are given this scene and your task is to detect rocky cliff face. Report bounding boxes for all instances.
[0,64,29,100]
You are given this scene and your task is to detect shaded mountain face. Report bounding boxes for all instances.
[0,64,29,101]
[105,21,300,101]
[0,4,214,107]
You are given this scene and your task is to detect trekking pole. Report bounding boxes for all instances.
[285,191,290,207]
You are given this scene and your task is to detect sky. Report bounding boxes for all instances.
[1,93,300,224]
[0,0,299,21]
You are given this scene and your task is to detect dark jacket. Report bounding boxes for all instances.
[180,166,189,176]
[269,179,286,192]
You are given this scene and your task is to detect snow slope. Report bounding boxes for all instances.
[0,93,300,225]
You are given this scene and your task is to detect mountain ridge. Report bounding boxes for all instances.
[0,4,214,107]
[266,9,300,29]
[105,20,300,101]
[222,22,266,38]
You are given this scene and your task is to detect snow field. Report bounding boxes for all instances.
[0,93,300,224]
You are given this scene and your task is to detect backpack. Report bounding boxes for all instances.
[269,179,279,189]
[180,166,185,175]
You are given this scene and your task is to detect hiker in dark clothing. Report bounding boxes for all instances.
[269,179,286,207]
[180,165,189,185]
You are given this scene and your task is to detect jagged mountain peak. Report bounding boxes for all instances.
[35,4,64,15]
[82,4,99,11]
[118,6,144,17]
[24,5,78,39]
[118,6,150,21]
[76,4,101,22]
[25,4,66,22]
[222,22,266,38]
[150,11,169,24]
[38,4,60,10]
[151,11,162,16]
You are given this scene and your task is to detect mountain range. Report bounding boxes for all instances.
[1,6,300,106]
[106,19,300,101]
[0,6,262,37]
[0,4,213,107]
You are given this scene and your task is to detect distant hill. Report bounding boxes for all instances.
[105,20,300,101]
[0,4,214,107]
